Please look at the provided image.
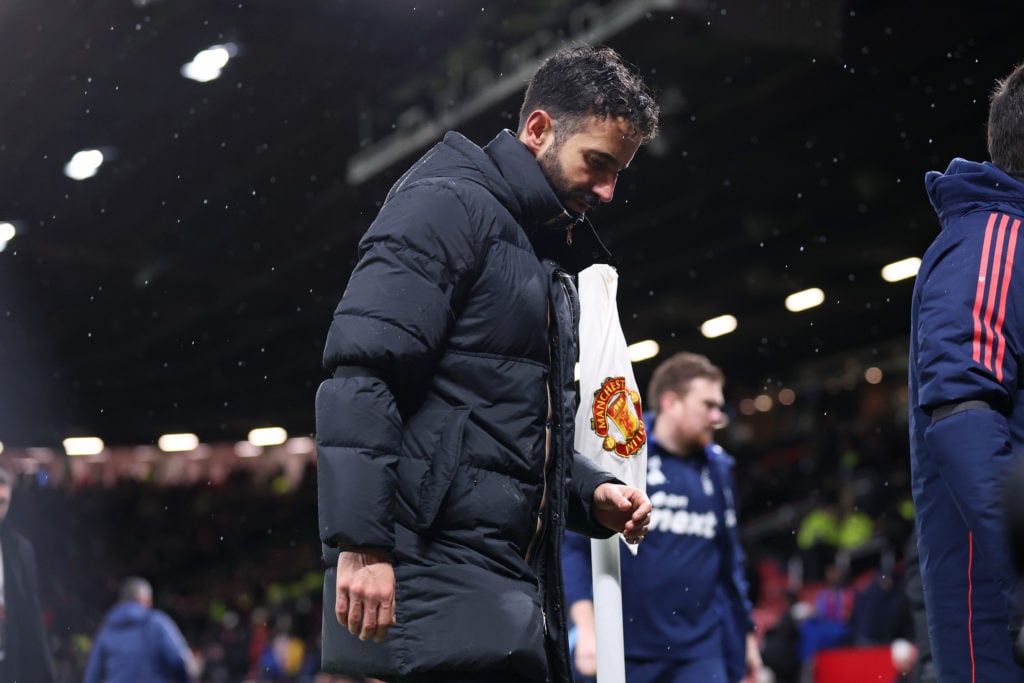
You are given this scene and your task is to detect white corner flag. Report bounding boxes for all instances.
[574,264,648,683]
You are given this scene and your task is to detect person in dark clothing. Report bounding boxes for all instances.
[902,531,936,683]
[761,591,802,683]
[909,60,1024,681]
[0,467,55,683]
[83,576,197,683]
[848,569,912,646]
[316,45,659,683]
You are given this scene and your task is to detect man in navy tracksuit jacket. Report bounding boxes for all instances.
[83,577,197,683]
[909,61,1024,682]
[563,353,759,683]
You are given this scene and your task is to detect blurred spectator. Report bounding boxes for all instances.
[796,491,840,583]
[83,576,198,683]
[798,563,854,663]
[0,466,56,683]
[848,570,912,646]
[902,531,936,683]
[761,590,803,683]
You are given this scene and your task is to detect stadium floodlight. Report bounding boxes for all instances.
[785,287,825,313]
[628,339,660,362]
[248,427,287,447]
[158,432,199,452]
[64,436,105,456]
[700,314,737,339]
[881,257,921,282]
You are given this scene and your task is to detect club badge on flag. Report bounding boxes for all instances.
[574,264,647,554]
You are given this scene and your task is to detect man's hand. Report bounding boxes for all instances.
[335,547,396,643]
[743,632,763,682]
[592,482,651,544]
[570,600,598,677]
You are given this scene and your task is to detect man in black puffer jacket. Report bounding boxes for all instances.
[317,45,659,683]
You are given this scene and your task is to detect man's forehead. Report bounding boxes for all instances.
[576,117,641,165]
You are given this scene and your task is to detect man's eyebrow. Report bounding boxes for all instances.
[586,148,629,171]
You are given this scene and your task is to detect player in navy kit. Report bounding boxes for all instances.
[562,352,760,683]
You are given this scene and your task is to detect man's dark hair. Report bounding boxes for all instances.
[988,62,1024,174]
[647,352,724,414]
[518,44,659,144]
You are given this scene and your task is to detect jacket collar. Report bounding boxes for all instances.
[482,130,611,273]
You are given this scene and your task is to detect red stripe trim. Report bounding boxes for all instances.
[983,216,1009,368]
[973,214,999,363]
[994,217,1021,381]
[968,531,976,682]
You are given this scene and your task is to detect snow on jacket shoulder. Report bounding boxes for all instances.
[317,130,615,682]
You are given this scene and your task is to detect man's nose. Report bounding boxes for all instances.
[594,175,617,203]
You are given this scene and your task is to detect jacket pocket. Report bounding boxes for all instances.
[415,405,471,530]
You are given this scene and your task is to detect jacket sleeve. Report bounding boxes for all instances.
[561,529,594,607]
[152,611,197,682]
[316,183,481,550]
[717,458,756,634]
[565,452,618,539]
[82,631,104,683]
[917,217,1022,414]
[915,214,1023,538]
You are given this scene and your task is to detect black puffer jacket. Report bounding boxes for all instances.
[316,130,617,682]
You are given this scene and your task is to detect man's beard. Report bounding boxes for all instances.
[538,144,599,215]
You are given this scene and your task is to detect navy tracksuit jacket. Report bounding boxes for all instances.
[562,432,754,682]
[909,158,1024,681]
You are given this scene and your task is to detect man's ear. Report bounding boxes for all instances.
[518,110,555,158]
[659,391,678,415]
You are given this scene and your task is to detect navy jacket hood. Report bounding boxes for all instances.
[926,158,1024,224]
[104,600,150,628]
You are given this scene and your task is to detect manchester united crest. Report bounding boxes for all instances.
[589,376,647,457]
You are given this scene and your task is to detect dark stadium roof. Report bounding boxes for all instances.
[0,0,1019,447]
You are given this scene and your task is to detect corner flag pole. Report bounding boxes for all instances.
[575,265,648,683]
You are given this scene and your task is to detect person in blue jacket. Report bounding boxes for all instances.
[909,60,1024,682]
[83,577,197,683]
[563,352,761,683]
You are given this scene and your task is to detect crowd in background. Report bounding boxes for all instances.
[0,373,916,682]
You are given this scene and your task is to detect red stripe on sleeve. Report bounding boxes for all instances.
[982,215,1009,368]
[973,214,999,364]
[993,217,1021,382]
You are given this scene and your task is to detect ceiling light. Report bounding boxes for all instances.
[181,43,237,83]
[63,436,105,456]
[754,394,774,412]
[0,222,13,252]
[785,287,825,312]
[778,388,796,405]
[700,314,737,339]
[865,367,883,384]
[881,257,921,282]
[158,432,199,452]
[628,339,660,362]
[64,149,105,180]
[248,426,287,447]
